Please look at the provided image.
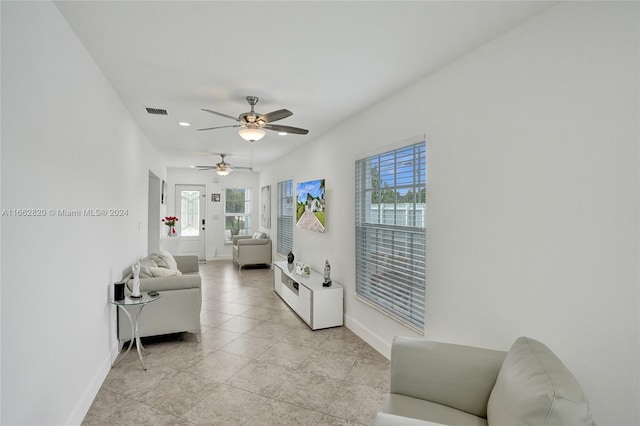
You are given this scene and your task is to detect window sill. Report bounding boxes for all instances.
[354,293,424,336]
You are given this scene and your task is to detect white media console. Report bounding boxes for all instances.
[272,261,344,330]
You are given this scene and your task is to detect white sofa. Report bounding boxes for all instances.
[118,254,201,347]
[372,336,594,426]
[232,233,272,269]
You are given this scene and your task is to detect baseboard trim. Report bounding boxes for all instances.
[206,255,232,261]
[65,350,114,425]
[345,313,392,359]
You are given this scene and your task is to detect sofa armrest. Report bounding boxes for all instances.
[128,274,201,292]
[232,235,253,245]
[174,255,199,273]
[390,336,506,418]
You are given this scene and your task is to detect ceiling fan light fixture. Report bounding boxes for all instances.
[216,168,232,176]
[238,127,266,142]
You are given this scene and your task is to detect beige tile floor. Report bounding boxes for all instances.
[83,260,390,425]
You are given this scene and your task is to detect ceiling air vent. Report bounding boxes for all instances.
[145,107,168,115]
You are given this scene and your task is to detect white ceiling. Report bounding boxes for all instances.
[55,1,555,171]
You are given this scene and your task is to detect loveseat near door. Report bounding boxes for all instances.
[175,184,206,260]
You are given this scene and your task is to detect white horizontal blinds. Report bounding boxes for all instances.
[355,141,426,330]
[277,179,293,255]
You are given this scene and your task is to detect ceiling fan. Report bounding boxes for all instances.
[197,96,309,142]
[192,154,253,176]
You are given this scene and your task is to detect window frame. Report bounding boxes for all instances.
[277,179,294,255]
[355,137,426,332]
[224,188,252,243]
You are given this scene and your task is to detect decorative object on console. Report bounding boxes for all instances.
[287,251,295,272]
[131,261,142,298]
[295,262,311,277]
[296,179,325,233]
[162,216,178,237]
[323,259,332,287]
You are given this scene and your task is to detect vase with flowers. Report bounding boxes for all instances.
[162,216,178,237]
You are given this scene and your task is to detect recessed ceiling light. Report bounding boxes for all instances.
[278,132,288,136]
[178,122,191,127]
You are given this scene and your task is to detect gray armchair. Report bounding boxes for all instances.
[232,234,272,269]
[372,336,594,426]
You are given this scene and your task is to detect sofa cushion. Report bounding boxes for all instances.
[384,394,488,426]
[487,337,593,426]
[252,232,265,239]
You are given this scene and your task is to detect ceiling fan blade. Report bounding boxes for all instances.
[201,108,239,121]
[231,166,253,171]
[196,124,242,131]
[263,124,309,135]
[260,109,292,123]
[194,166,217,170]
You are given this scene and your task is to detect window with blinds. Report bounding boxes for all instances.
[355,140,426,331]
[277,180,293,255]
[225,188,251,243]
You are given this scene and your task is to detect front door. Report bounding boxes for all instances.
[176,184,206,261]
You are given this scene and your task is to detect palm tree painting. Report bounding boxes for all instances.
[296,179,325,233]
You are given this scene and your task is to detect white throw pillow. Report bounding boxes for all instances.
[252,232,264,239]
[147,253,169,268]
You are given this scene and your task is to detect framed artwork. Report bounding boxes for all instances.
[212,193,220,202]
[161,180,167,205]
[296,179,325,233]
[261,185,271,228]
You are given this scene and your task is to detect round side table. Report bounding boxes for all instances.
[111,292,160,370]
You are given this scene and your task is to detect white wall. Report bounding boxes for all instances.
[259,2,639,424]
[166,168,260,260]
[1,2,167,424]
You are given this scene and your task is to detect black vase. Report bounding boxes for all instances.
[287,251,294,264]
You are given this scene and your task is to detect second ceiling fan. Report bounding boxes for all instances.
[197,96,309,142]
[193,154,252,176]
